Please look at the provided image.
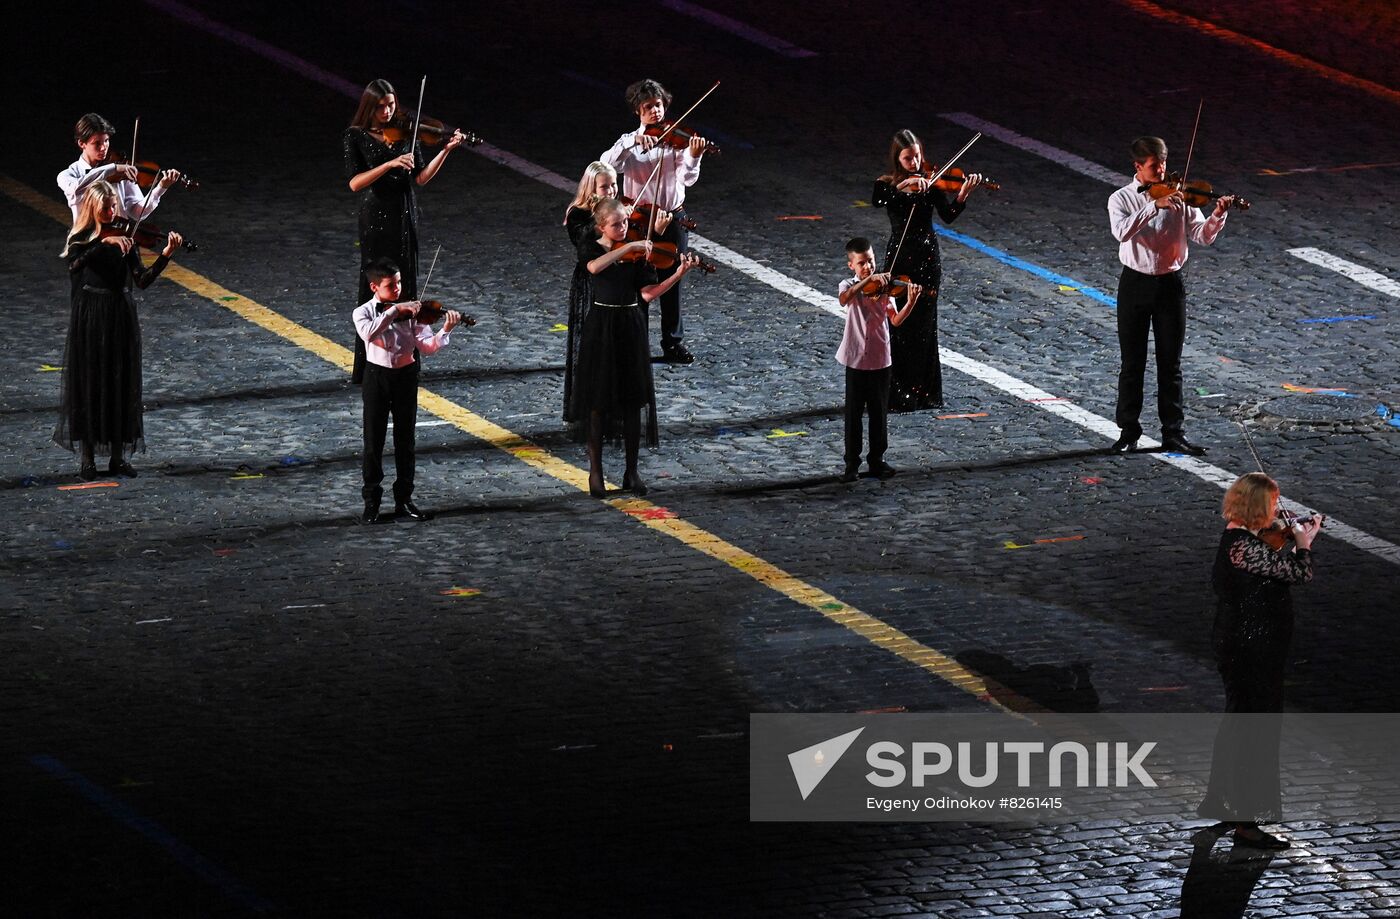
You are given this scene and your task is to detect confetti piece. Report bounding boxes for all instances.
[212,548,236,557]
[1003,540,1031,549]
[440,587,482,597]
[279,456,307,466]
[1281,383,1353,396]
[852,200,871,208]
[766,428,807,438]
[1080,477,1102,485]
[1194,387,1211,396]
[859,705,907,714]
[820,602,844,611]
[1297,315,1375,324]
[622,506,679,520]
[937,412,988,420]
[219,296,240,302]
[1034,535,1086,544]
[1218,356,1235,363]
[1057,285,1080,293]
[58,481,118,491]
[38,364,63,372]
[229,472,264,480]
[776,215,823,221]
[549,323,569,332]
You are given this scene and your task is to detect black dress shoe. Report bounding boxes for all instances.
[1110,433,1139,453]
[1161,435,1206,456]
[838,467,859,484]
[78,463,98,482]
[395,501,432,521]
[868,463,898,480]
[621,472,648,496]
[108,460,137,478]
[662,344,695,364]
[1231,824,1290,850]
[360,503,381,524]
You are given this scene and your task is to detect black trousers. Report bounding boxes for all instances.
[1115,266,1187,439]
[844,366,891,469]
[361,361,419,505]
[653,210,687,349]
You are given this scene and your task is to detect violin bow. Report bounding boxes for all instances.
[419,244,443,300]
[887,131,983,279]
[408,74,427,167]
[1179,98,1204,188]
[130,116,140,164]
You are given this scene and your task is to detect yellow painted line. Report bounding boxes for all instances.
[4,172,1038,715]
[1118,0,1400,107]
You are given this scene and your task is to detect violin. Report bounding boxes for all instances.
[621,195,698,232]
[390,300,477,325]
[103,152,199,190]
[1144,172,1250,211]
[381,112,483,149]
[904,167,1000,193]
[1256,511,1323,550]
[641,120,721,156]
[856,274,913,297]
[99,216,197,252]
[609,237,717,274]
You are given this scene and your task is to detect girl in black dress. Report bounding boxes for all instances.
[563,161,619,427]
[54,181,181,480]
[1198,472,1320,849]
[344,78,466,381]
[873,130,983,410]
[571,198,698,497]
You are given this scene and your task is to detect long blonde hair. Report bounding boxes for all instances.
[564,161,618,222]
[62,181,117,257]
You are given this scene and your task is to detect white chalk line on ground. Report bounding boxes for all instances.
[1287,248,1400,299]
[146,0,1400,569]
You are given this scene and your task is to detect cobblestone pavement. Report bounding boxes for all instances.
[2,1,1397,916]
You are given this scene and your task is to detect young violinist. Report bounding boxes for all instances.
[353,257,463,524]
[872,129,983,412]
[836,238,921,483]
[600,78,708,364]
[562,162,620,430]
[570,198,700,497]
[344,79,467,384]
[57,113,181,220]
[54,181,182,480]
[1107,136,1235,457]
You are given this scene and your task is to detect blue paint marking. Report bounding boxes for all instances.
[29,755,278,913]
[933,227,1118,306]
[557,70,755,151]
[1296,315,1376,324]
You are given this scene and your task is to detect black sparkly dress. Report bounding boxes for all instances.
[872,179,966,410]
[343,127,425,381]
[567,237,658,446]
[563,206,596,427]
[1198,525,1313,822]
[54,239,171,459]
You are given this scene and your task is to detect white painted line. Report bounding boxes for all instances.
[939,112,1126,186]
[1287,247,1400,298]
[146,0,1400,570]
[656,0,818,58]
[135,618,173,625]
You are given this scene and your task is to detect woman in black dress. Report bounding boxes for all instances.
[1198,472,1320,849]
[54,180,181,480]
[872,129,983,410]
[563,161,619,427]
[344,78,466,381]
[571,198,697,497]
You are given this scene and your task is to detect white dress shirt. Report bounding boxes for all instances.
[836,277,895,371]
[600,129,702,211]
[353,299,452,369]
[57,157,167,220]
[1108,178,1227,275]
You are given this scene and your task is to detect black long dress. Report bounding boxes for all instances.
[567,237,658,446]
[872,179,966,410]
[563,206,596,427]
[54,239,171,459]
[343,127,425,382]
[1198,525,1313,822]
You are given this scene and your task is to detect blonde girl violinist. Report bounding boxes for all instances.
[569,198,700,497]
[563,162,619,426]
[873,129,984,411]
[55,180,182,480]
[343,78,467,382]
